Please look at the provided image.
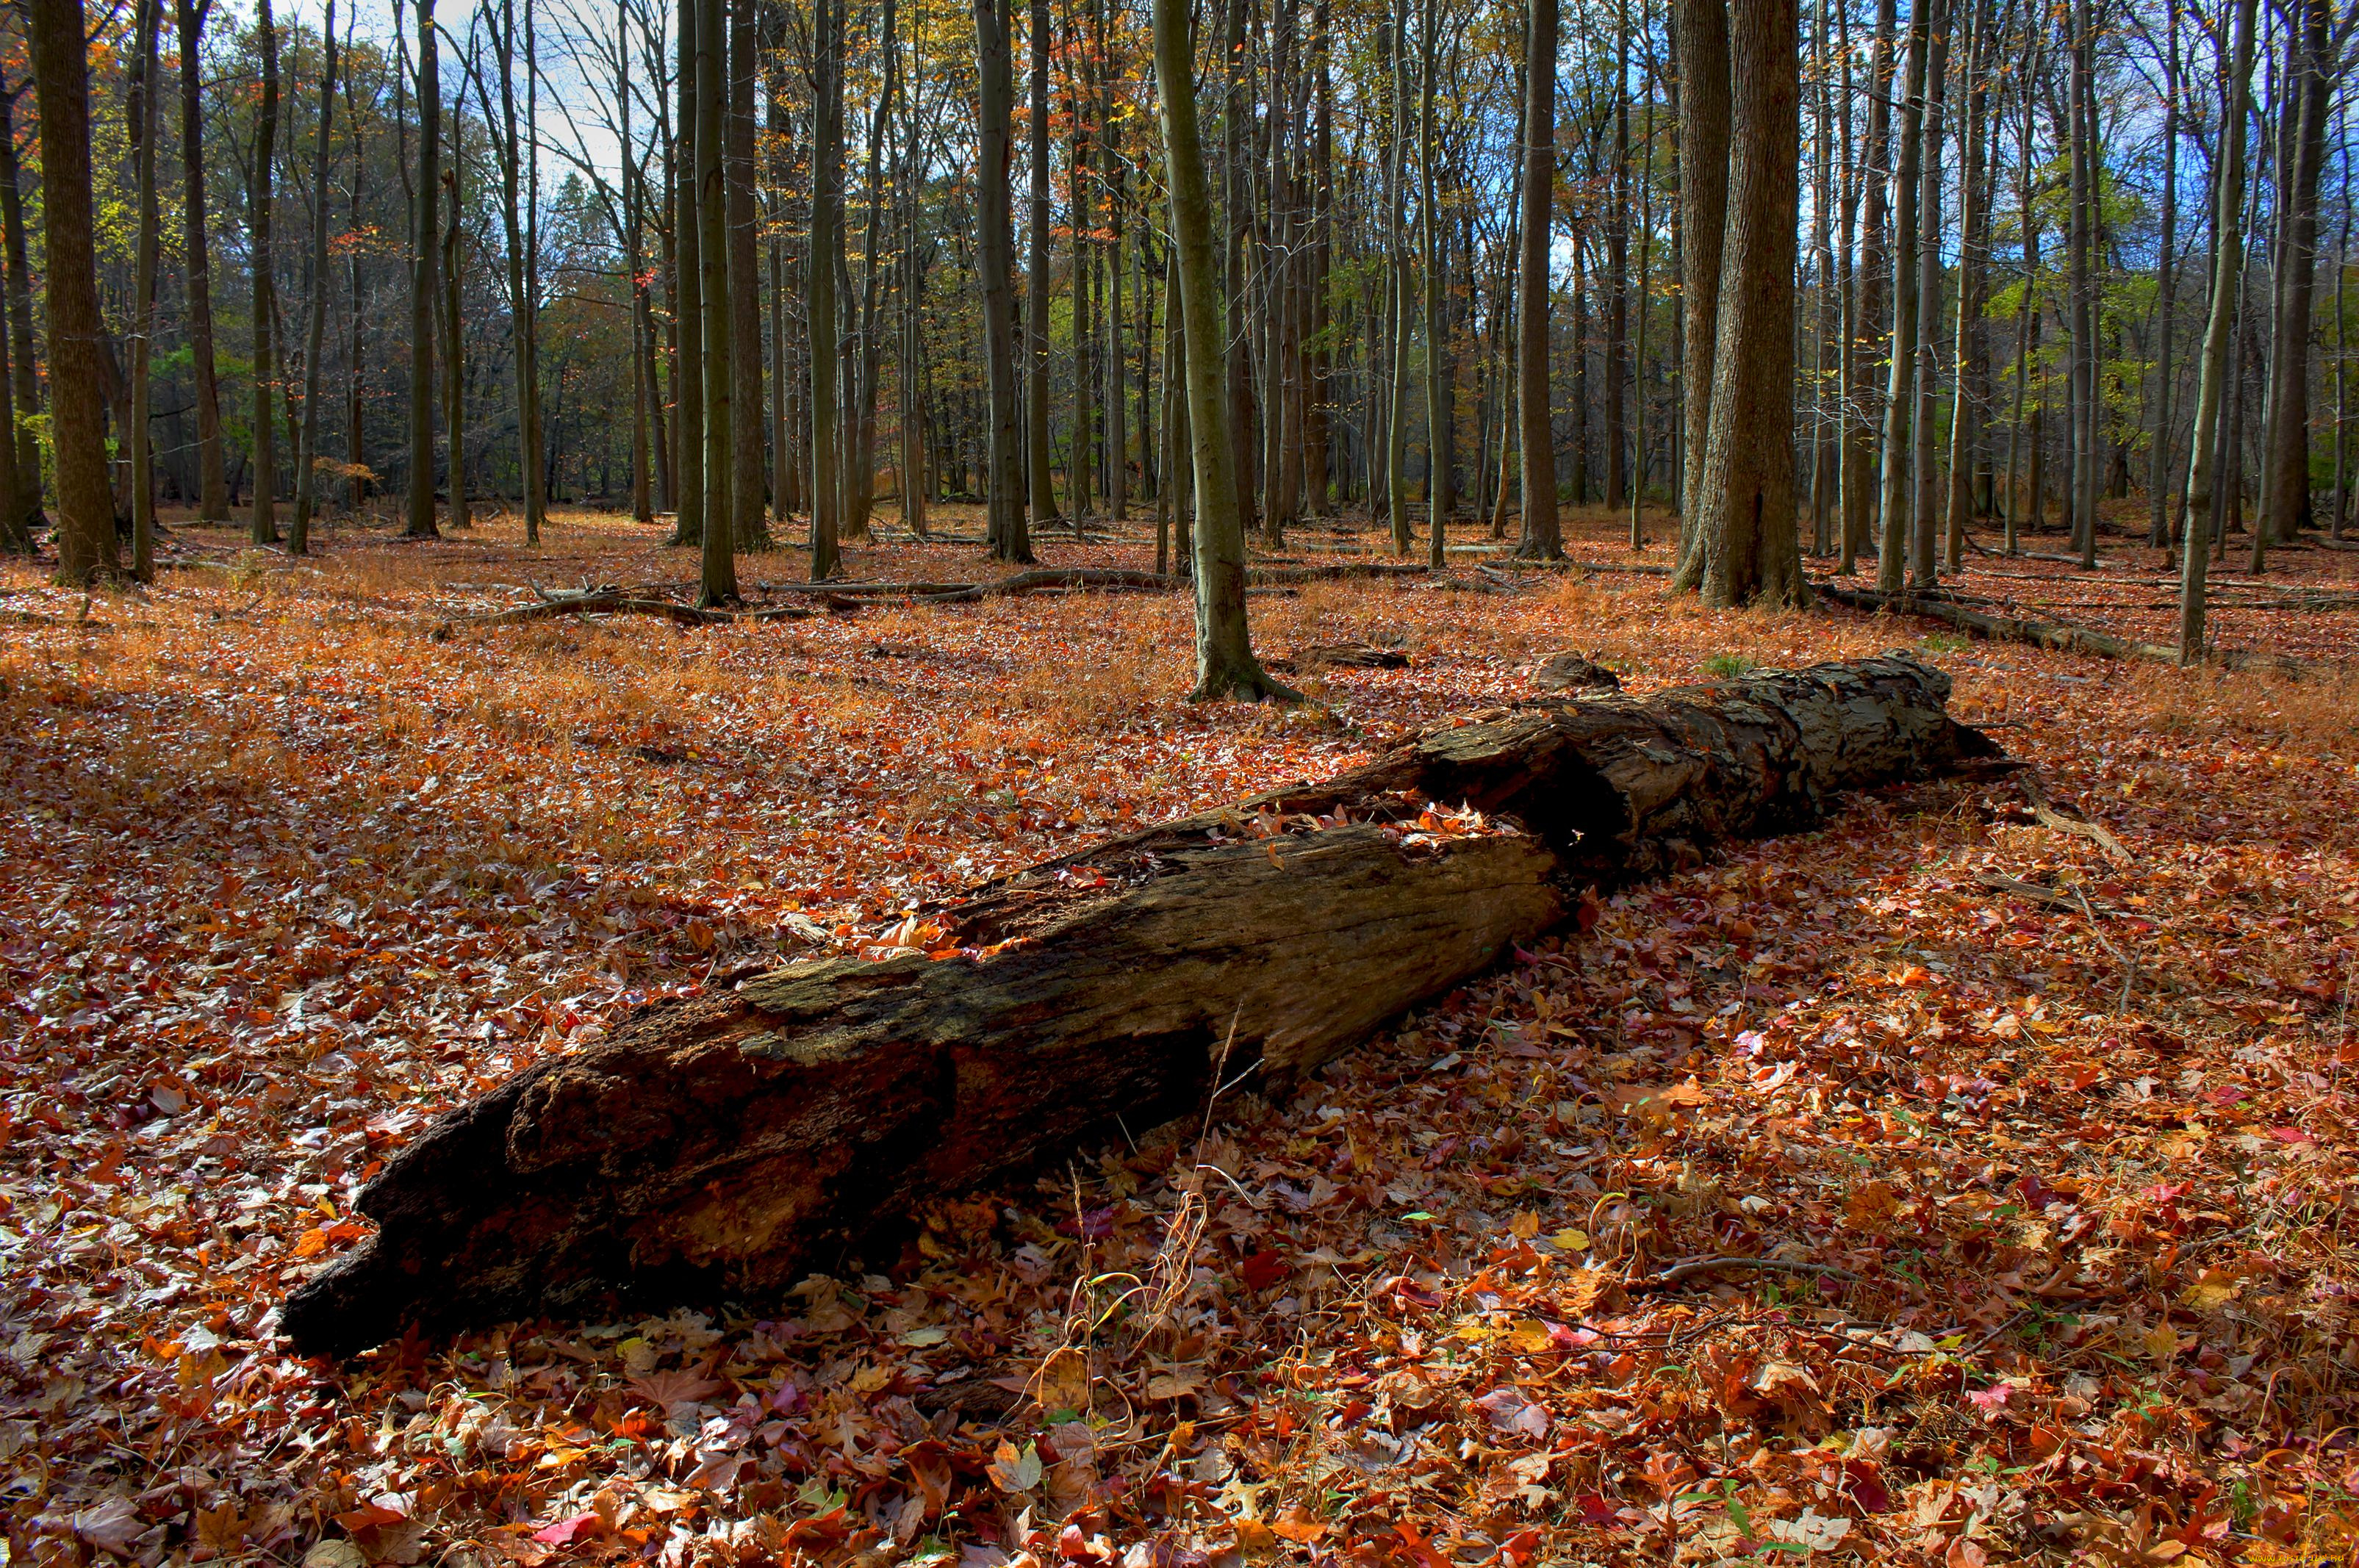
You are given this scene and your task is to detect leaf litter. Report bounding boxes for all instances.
[2,506,2357,1566]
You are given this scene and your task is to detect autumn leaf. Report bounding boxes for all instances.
[987,1439,1044,1494]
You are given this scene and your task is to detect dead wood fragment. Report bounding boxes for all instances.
[279,656,1996,1357]
[1529,651,1623,693]
[1268,641,1412,672]
[2012,774,2133,866]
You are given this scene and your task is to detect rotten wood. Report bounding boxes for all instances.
[279,656,1997,1357]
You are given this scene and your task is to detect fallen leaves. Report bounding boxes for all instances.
[4,508,2358,1565]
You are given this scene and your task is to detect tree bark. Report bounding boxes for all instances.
[29,0,116,581]
[1692,0,1805,607]
[282,655,1995,1358]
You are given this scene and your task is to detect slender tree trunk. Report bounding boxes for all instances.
[1873,0,1928,588]
[1385,0,1412,554]
[2180,0,2257,657]
[1668,0,1728,586]
[2257,0,2331,558]
[29,0,116,580]
[1024,0,1059,528]
[695,0,736,600]
[2066,0,2098,567]
[129,0,165,573]
[673,0,705,548]
[728,0,767,548]
[1906,0,1947,586]
[1071,32,1096,524]
[1153,0,1290,697]
[249,0,282,542]
[405,0,440,537]
[173,0,229,522]
[2144,0,2178,547]
[1839,0,1891,573]
[974,0,1029,561]
[442,65,467,532]
[1421,0,1448,564]
[1941,0,1989,572]
[1515,0,1560,558]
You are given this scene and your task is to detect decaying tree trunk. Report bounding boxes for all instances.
[282,656,1996,1357]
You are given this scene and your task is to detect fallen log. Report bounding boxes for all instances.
[279,656,1997,1357]
[434,591,853,633]
[1815,582,2322,678]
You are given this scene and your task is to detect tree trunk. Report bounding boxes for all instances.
[1156,0,1286,698]
[1906,0,1947,586]
[1694,0,1806,607]
[29,0,115,580]
[2144,0,2178,548]
[1024,0,1059,529]
[1942,0,1989,572]
[247,0,281,543]
[672,4,705,550]
[974,0,1027,561]
[442,65,467,532]
[728,0,767,549]
[405,0,440,538]
[1874,0,1928,589]
[173,0,230,522]
[129,0,164,573]
[696,0,735,601]
[1515,0,1560,560]
[1420,0,1449,564]
[1667,0,1726,586]
[281,655,1997,1359]
[2256,0,2331,558]
[2180,0,2257,658]
[1839,0,1892,574]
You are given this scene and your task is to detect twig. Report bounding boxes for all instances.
[1631,1256,1862,1292]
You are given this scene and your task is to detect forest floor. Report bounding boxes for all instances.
[4,500,2358,1568]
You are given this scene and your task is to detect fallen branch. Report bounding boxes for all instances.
[1634,1256,1864,1292]
[434,591,852,633]
[279,656,1996,1356]
[2014,773,2133,867]
[1815,581,2322,677]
